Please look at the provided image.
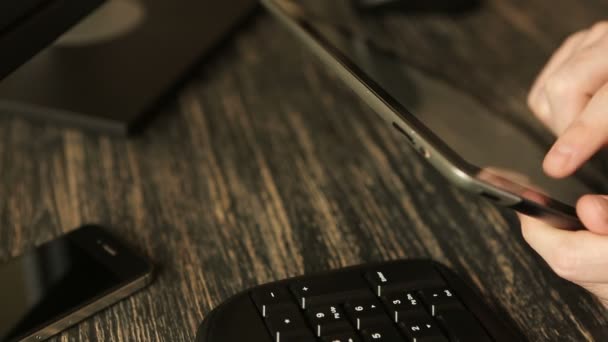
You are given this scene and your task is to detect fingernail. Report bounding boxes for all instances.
[593,196,608,220]
[545,144,574,174]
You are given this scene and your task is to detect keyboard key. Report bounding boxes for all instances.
[272,328,315,341]
[361,324,403,342]
[265,306,311,342]
[285,336,317,342]
[306,304,352,337]
[321,330,362,342]
[251,286,296,317]
[381,292,428,323]
[344,298,386,330]
[365,262,445,296]
[263,302,302,321]
[435,310,492,342]
[418,288,463,316]
[399,318,448,342]
[290,272,373,309]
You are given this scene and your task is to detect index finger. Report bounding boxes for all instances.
[543,82,608,178]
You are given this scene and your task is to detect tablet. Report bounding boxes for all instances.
[262,0,608,230]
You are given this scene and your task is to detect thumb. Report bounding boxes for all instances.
[577,194,608,235]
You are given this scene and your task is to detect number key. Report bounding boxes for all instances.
[381,292,428,323]
[361,324,403,342]
[321,330,362,342]
[306,305,352,337]
[344,298,386,330]
[399,317,448,342]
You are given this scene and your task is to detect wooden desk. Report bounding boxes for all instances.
[1,0,607,340]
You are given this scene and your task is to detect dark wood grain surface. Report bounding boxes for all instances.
[1,0,607,341]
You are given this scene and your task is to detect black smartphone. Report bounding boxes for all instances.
[0,225,153,342]
[262,0,608,230]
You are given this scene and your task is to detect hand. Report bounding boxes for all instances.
[528,21,608,179]
[519,211,608,307]
[524,21,608,307]
[520,193,608,307]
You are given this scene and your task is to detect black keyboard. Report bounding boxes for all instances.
[0,0,102,80]
[196,259,523,342]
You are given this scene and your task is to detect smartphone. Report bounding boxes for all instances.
[0,225,153,342]
[262,0,608,230]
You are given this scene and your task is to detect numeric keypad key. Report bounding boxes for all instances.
[399,317,448,342]
[344,298,386,330]
[361,324,403,342]
[251,286,297,318]
[365,262,445,297]
[291,273,373,309]
[265,306,312,342]
[418,288,463,316]
[382,292,427,323]
[306,305,352,337]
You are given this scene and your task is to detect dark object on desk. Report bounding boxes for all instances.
[354,0,482,14]
[0,0,104,80]
[196,260,523,342]
[0,225,153,342]
[0,0,258,135]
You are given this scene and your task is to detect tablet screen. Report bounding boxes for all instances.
[275,1,608,209]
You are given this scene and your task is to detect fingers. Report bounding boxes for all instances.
[543,40,608,134]
[577,194,608,235]
[519,214,608,283]
[528,30,588,128]
[543,82,608,178]
[580,21,608,48]
[529,21,608,141]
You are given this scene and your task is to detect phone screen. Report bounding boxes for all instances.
[306,18,608,208]
[0,229,139,341]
